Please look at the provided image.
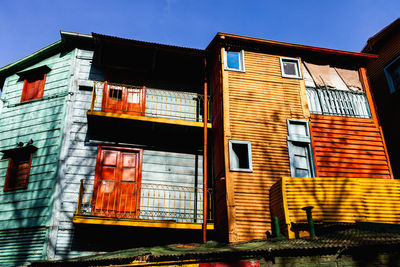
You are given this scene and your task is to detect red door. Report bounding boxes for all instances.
[102,82,146,115]
[92,147,143,218]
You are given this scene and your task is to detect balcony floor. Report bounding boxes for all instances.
[73,215,214,230]
[87,110,212,128]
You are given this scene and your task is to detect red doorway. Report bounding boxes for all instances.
[92,146,143,218]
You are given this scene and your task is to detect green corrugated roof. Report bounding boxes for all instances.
[31,227,400,266]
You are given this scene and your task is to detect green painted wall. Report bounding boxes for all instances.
[0,49,75,266]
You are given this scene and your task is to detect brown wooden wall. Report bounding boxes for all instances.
[310,115,392,179]
[221,51,308,242]
[364,32,400,178]
[211,49,229,241]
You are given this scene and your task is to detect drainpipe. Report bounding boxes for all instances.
[203,57,208,243]
[301,206,316,238]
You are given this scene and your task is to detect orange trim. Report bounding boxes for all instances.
[359,68,380,127]
[217,33,378,59]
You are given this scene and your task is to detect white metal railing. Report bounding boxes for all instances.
[90,81,211,122]
[306,87,371,118]
[75,179,213,223]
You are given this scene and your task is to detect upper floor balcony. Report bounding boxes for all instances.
[87,81,211,129]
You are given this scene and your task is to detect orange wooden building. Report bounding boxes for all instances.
[207,33,394,242]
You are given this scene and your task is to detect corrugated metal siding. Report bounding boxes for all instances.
[0,227,47,266]
[0,51,74,263]
[52,49,204,259]
[225,51,307,241]
[272,177,400,238]
[310,114,391,178]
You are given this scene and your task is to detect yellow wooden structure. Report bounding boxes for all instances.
[271,177,400,238]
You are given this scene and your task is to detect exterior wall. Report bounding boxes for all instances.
[0,50,75,266]
[310,114,392,178]
[48,49,204,260]
[365,32,400,178]
[271,177,400,239]
[221,50,308,242]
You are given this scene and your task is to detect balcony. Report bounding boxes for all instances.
[306,87,371,118]
[87,81,211,128]
[73,179,214,230]
[270,177,400,238]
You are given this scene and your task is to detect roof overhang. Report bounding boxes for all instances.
[208,32,378,61]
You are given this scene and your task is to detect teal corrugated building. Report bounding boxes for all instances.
[0,32,92,266]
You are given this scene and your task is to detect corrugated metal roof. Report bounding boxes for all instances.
[92,33,206,56]
[31,227,400,266]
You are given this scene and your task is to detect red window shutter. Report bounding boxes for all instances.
[4,152,32,191]
[21,73,46,102]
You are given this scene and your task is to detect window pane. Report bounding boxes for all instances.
[283,61,298,76]
[227,52,240,70]
[388,61,400,92]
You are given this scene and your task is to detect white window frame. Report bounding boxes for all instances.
[384,55,400,94]
[228,140,252,172]
[286,119,315,178]
[224,48,245,72]
[280,57,302,79]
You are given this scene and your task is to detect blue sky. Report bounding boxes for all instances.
[0,0,399,68]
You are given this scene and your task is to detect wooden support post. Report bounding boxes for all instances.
[203,58,208,243]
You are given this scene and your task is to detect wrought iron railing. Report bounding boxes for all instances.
[75,179,213,223]
[306,87,371,118]
[90,81,211,123]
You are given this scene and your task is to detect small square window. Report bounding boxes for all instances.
[280,57,302,79]
[224,49,245,72]
[17,65,50,103]
[229,140,252,172]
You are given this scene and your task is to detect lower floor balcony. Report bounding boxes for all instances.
[270,177,400,238]
[73,179,214,230]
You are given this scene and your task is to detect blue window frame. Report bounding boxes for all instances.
[384,56,400,94]
[228,140,252,172]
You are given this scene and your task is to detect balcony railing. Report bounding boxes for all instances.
[75,179,213,223]
[89,81,211,123]
[306,87,371,118]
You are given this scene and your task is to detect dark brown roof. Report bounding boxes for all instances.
[92,33,206,57]
[362,18,400,53]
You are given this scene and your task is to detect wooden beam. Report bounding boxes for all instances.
[87,110,212,128]
[203,58,208,243]
[72,215,215,230]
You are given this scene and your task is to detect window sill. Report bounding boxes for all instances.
[5,92,70,108]
[224,67,246,73]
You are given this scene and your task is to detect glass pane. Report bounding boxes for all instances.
[227,52,240,70]
[283,61,298,76]
[389,60,400,92]
[289,122,307,136]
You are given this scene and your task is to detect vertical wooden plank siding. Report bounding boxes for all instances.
[309,115,392,178]
[0,51,74,265]
[271,177,400,238]
[223,51,307,242]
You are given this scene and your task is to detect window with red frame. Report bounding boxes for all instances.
[20,71,46,102]
[4,151,33,191]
